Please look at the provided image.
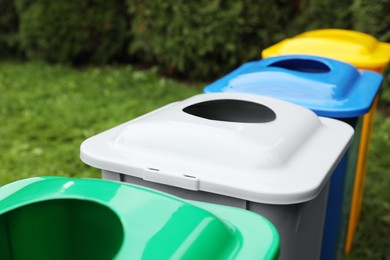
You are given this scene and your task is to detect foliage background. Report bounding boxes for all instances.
[1,0,389,106]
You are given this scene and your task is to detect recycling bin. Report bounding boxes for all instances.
[0,176,280,260]
[262,29,390,73]
[203,55,382,260]
[81,93,354,260]
[262,29,390,254]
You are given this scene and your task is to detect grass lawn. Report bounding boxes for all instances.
[0,61,389,259]
[0,61,203,184]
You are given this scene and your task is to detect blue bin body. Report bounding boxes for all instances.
[204,55,382,260]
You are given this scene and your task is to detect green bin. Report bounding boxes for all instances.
[0,177,279,259]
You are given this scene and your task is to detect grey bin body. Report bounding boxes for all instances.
[81,93,354,260]
[104,170,329,260]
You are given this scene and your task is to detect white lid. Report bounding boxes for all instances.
[81,93,354,204]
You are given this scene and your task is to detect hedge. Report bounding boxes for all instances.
[128,0,295,79]
[0,0,19,58]
[351,0,390,42]
[127,0,390,82]
[0,0,389,92]
[14,0,128,64]
[350,0,390,105]
[289,0,354,34]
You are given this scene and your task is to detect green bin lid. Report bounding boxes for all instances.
[0,177,279,259]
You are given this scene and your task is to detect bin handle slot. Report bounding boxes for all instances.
[183,99,276,123]
[267,59,331,73]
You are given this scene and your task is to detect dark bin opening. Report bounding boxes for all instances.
[183,99,276,123]
[268,59,331,73]
[0,199,123,260]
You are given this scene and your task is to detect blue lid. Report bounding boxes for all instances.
[204,55,383,118]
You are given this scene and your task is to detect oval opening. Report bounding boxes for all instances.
[0,199,124,260]
[183,99,276,123]
[268,59,331,73]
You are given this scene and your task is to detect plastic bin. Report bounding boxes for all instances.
[81,93,354,260]
[262,29,390,72]
[0,176,280,260]
[262,29,390,254]
[203,55,382,260]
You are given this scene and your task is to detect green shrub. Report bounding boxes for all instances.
[5,0,390,88]
[351,0,390,41]
[351,0,390,107]
[15,0,128,64]
[128,0,294,80]
[288,0,354,34]
[0,0,20,58]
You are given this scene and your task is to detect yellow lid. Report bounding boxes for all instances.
[262,29,390,69]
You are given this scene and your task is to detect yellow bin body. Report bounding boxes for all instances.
[262,29,390,255]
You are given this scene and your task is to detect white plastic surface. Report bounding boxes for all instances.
[80,93,354,204]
